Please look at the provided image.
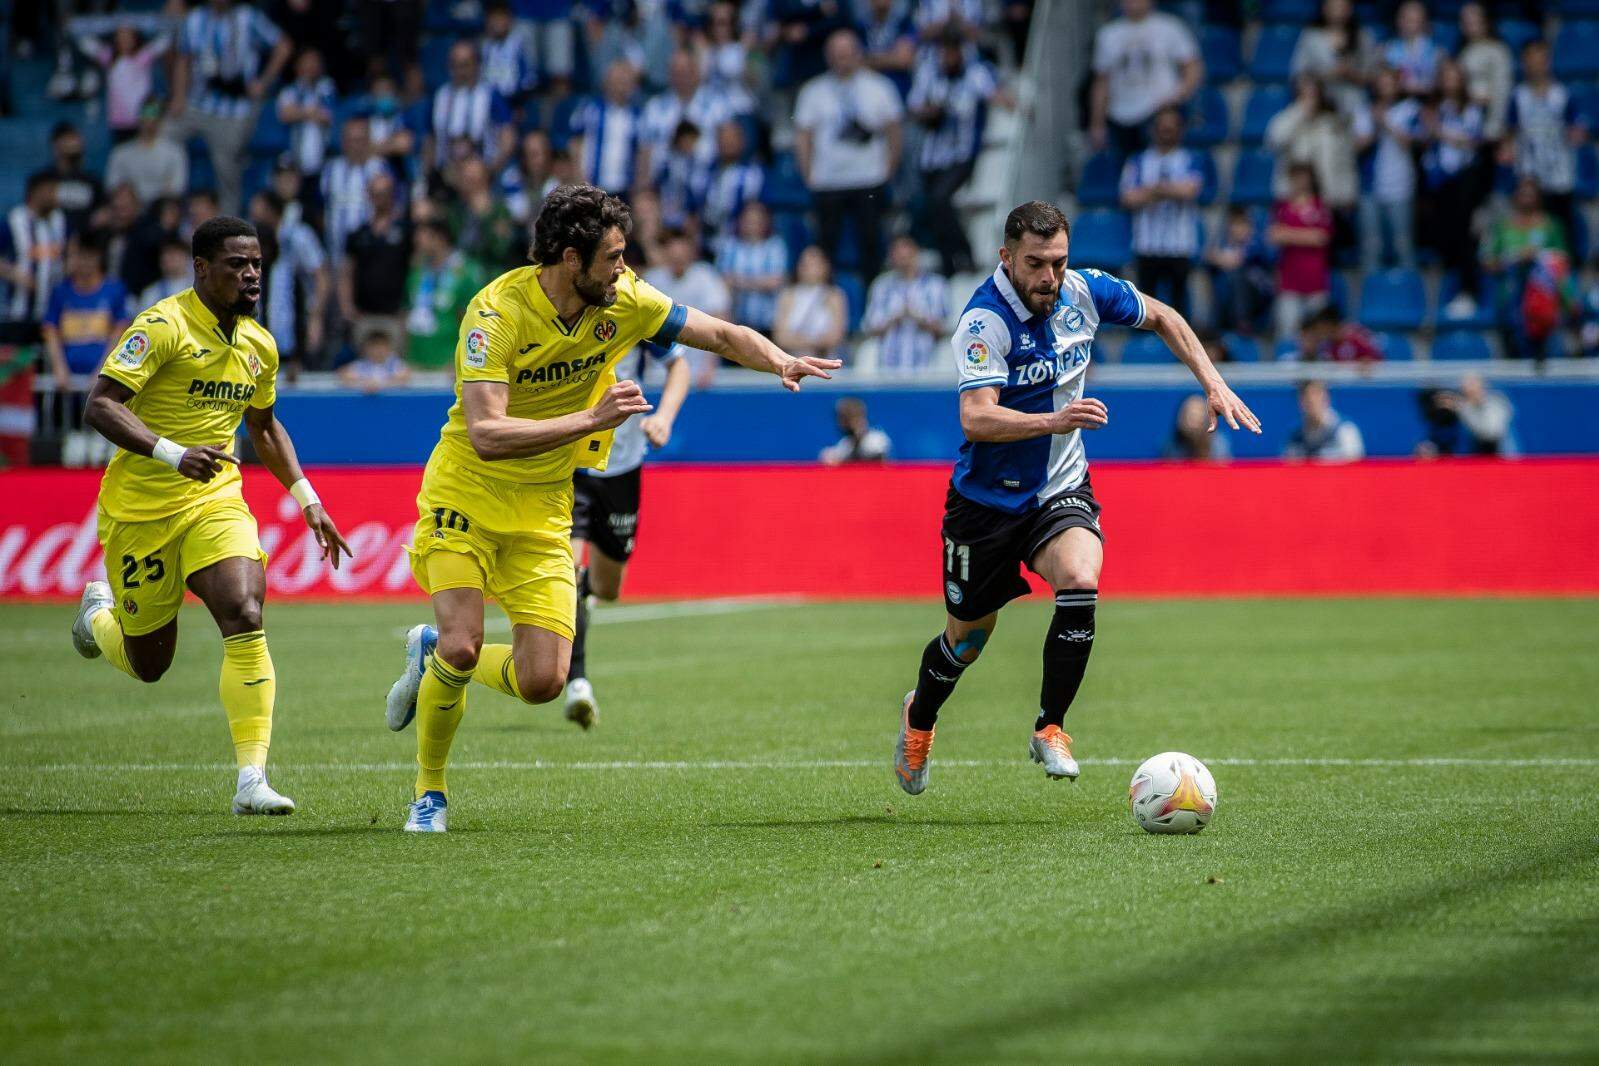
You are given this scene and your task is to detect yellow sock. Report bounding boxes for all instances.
[89,607,139,680]
[472,643,519,699]
[416,656,471,797]
[220,631,275,769]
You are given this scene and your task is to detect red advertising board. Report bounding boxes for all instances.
[5,459,1598,601]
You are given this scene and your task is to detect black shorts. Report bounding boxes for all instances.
[940,479,1103,621]
[572,467,642,563]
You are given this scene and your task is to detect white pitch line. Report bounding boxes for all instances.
[5,756,1598,774]
[388,596,804,638]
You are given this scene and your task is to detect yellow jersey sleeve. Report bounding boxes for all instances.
[248,332,279,409]
[100,311,181,394]
[457,295,518,385]
[623,272,679,345]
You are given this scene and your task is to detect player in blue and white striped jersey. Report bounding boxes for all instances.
[892,200,1260,796]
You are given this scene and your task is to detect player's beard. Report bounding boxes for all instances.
[1026,287,1057,316]
[573,271,617,308]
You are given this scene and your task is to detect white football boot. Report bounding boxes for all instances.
[404,790,448,832]
[564,677,598,730]
[71,580,114,659]
[1028,724,1080,781]
[386,624,437,731]
[232,766,296,815]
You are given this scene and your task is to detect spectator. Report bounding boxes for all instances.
[480,1,538,110]
[644,228,732,386]
[1163,394,1231,461]
[184,190,222,243]
[655,122,712,233]
[1204,206,1273,335]
[339,170,413,354]
[701,121,764,245]
[770,0,851,91]
[1119,105,1202,319]
[1381,1,1440,95]
[273,0,352,85]
[73,23,170,144]
[1421,58,1488,317]
[773,245,849,362]
[1504,40,1587,245]
[1088,0,1201,157]
[570,60,646,194]
[642,51,740,179]
[626,186,668,268]
[907,30,1006,275]
[120,196,184,300]
[717,202,788,334]
[1267,163,1333,342]
[914,0,984,48]
[580,2,651,87]
[250,189,329,369]
[861,233,948,373]
[1430,373,1515,457]
[820,397,892,464]
[1265,76,1360,231]
[321,116,391,265]
[106,102,190,204]
[339,328,412,393]
[1481,177,1569,280]
[139,239,193,308]
[795,29,903,285]
[428,40,516,175]
[1457,2,1512,140]
[1284,380,1364,461]
[359,73,420,172]
[1295,304,1380,363]
[447,155,522,272]
[168,0,292,214]
[1483,179,1576,363]
[858,0,919,97]
[406,221,484,371]
[1356,66,1421,273]
[30,123,104,235]
[0,174,67,326]
[276,48,337,178]
[1289,0,1376,116]
[97,184,144,288]
[502,130,560,225]
[42,234,132,391]
[692,2,756,114]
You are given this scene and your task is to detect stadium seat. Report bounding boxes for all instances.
[1069,209,1132,270]
[1436,275,1500,332]
[1194,149,1220,204]
[1553,22,1599,80]
[1184,86,1230,147]
[1431,24,1461,54]
[1201,26,1241,82]
[421,37,453,92]
[1121,332,1171,363]
[1431,332,1493,361]
[1497,19,1541,56]
[1239,85,1290,145]
[772,210,813,264]
[248,107,290,158]
[1328,272,1350,316]
[836,272,866,333]
[1248,26,1300,83]
[1076,150,1123,208]
[1357,268,1428,331]
[762,153,811,210]
[1555,0,1599,15]
[1222,332,1264,362]
[1374,332,1413,361]
[1229,149,1277,206]
[1260,0,1317,22]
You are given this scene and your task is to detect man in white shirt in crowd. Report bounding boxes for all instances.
[645,228,731,386]
[427,40,516,175]
[1088,0,1202,158]
[107,101,189,204]
[1119,105,1203,318]
[862,233,947,374]
[795,28,904,285]
[570,60,646,195]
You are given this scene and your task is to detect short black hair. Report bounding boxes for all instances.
[192,216,258,261]
[72,230,109,269]
[50,121,79,143]
[530,183,632,266]
[1004,200,1070,244]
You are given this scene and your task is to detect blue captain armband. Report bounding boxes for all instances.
[649,303,689,347]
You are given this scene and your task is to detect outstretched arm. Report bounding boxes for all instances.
[675,306,839,391]
[243,403,354,569]
[1139,295,1262,433]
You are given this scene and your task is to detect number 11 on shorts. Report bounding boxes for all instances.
[944,538,970,581]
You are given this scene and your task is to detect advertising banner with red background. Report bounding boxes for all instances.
[5,460,1599,601]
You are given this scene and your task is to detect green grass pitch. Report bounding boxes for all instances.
[3,597,1598,1062]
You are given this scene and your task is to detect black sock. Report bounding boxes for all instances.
[1036,589,1097,731]
[910,634,968,730]
[571,568,591,681]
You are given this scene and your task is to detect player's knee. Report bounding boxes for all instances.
[217,596,263,634]
[436,632,482,672]
[131,659,169,683]
[516,667,566,705]
[1057,567,1101,594]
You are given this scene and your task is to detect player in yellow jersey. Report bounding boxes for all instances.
[69,216,352,815]
[385,184,838,832]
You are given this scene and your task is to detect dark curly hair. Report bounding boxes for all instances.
[529,183,632,267]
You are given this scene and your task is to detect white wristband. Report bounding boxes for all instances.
[152,437,187,470]
[288,478,320,510]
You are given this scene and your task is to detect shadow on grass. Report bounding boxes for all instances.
[829,826,1599,1063]
[709,815,1059,829]
[0,807,214,818]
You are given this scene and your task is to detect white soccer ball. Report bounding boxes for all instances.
[1129,752,1217,835]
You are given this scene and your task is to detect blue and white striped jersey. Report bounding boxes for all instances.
[952,265,1146,513]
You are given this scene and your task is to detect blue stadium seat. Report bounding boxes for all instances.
[836,273,866,332]
[1431,24,1461,54]
[1121,332,1171,363]
[1374,332,1413,361]
[1195,149,1219,204]
[1076,150,1123,208]
[1229,149,1277,206]
[761,152,811,210]
[248,107,290,158]
[1222,332,1264,362]
[1069,209,1132,270]
[1358,268,1428,331]
[1555,0,1599,15]
[1436,274,1500,331]
[1498,20,1542,56]
[1553,22,1599,80]
[421,37,453,92]
[1260,0,1317,22]
[1249,26,1301,82]
[1239,85,1290,145]
[1273,339,1299,361]
[1431,332,1493,361]
[772,210,813,263]
[1201,26,1241,82]
[1328,272,1350,317]
[1184,86,1230,147]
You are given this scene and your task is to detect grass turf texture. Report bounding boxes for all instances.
[2,597,1598,1063]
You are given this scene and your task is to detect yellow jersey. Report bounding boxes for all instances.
[97,288,279,522]
[435,264,684,485]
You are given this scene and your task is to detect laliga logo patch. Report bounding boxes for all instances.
[965,340,989,368]
[465,328,489,368]
[945,580,964,605]
[594,319,616,343]
[115,332,150,367]
[1060,305,1084,331]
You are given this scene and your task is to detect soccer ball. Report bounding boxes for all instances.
[1129,752,1217,834]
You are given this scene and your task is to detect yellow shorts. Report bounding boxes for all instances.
[97,494,268,636]
[407,449,577,640]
